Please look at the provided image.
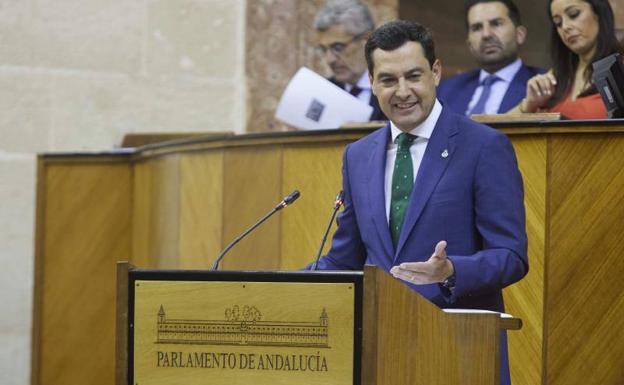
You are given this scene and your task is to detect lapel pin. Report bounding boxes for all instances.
[441,149,449,158]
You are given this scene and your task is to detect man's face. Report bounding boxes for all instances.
[466,2,526,72]
[316,25,368,85]
[370,41,441,132]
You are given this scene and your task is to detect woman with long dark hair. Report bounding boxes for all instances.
[510,0,622,118]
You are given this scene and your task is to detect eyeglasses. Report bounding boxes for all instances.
[315,34,365,56]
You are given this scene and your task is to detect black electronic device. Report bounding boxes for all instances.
[592,53,624,119]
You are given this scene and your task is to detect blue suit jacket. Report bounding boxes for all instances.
[314,108,528,385]
[316,107,528,307]
[437,64,544,114]
[319,107,528,311]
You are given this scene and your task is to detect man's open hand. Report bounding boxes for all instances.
[390,240,454,284]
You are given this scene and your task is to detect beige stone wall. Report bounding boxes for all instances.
[0,1,245,384]
[0,153,35,385]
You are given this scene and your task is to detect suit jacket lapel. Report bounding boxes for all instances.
[395,109,459,256]
[458,71,480,114]
[367,124,394,259]
[499,65,529,112]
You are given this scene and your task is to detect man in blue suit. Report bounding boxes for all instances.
[311,20,527,385]
[437,0,543,115]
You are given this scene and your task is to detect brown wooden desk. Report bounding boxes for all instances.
[33,120,624,385]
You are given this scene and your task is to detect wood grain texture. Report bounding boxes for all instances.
[179,151,225,269]
[31,157,47,385]
[120,132,229,148]
[36,162,132,385]
[35,124,624,385]
[363,266,500,385]
[131,160,154,267]
[506,137,546,385]
[546,134,624,385]
[280,143,346,270]
[115,262,131,385]
[132,156,181,268]
[361,268,379,385]
[221,147,282,270]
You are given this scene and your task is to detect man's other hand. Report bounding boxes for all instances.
[390,240,454,284]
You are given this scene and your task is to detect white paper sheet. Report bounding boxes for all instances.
[443,308,513,318]
[275,67,374,130]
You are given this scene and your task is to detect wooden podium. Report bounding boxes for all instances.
[116,262,521,385]
[34,122,624,385]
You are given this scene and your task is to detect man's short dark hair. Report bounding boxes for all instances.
[364,20,436,75]
[464,0,522,28]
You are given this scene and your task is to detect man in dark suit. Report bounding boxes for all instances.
[314,0,387,121]
[311,20,527,385]
[437,0,544,115]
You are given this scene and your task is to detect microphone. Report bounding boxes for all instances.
[211,190,300,270]
[311,191,344,270]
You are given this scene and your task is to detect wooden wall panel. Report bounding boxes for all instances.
[280,143,346,269]
[35,126,624,385]
[37,161,131,385]
[131,161,153,267]
[547,134,624,385]
[132,156,181,268]
[506,137,547,385]
[368,267,500,385]
[221,147,282,270]
[179,151,225,269]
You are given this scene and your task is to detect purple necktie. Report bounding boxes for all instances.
[349,85,362,97]
[469,75,500,115]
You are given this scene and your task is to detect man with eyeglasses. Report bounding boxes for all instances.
[314,0,387,121]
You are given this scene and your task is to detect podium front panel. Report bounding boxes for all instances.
[128,270,363,385]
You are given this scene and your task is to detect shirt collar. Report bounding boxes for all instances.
[344,70,371,93]
[478,59,522,84]
[357,70,371,90]
[390,99,443,143]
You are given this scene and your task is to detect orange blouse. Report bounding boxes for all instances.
[547,93,607,119]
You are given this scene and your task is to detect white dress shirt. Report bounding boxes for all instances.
[465,59,523,115]
[384,99,443,222]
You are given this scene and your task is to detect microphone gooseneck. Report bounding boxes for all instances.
[211,190,301,271]
[312,191,344,271]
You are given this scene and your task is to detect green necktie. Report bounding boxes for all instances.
[390,133,416,248]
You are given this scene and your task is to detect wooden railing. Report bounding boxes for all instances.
[33,119,624,385]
